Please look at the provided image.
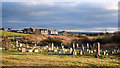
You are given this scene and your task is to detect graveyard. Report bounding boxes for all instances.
[1,31,120,67]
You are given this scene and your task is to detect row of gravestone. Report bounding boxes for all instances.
[15,41,120,56]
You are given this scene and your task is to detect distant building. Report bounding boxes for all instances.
[58,31,67,35]
[34,28,48,34]
[48,30,58,35]
[11,29,23,33]
[23,27,35,34]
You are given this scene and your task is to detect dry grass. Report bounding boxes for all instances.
[2,49,120,67]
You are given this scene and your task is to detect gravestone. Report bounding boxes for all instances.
[91,50,93,53]
[54,49,57,54]
[48,48,51,51]
[73,43,75,48]
[28,49,32,52]
[46,45,48,48]
[93,43,96,48]
[16,41,18,47]
[81,44,85,54]
[59,51,61,54]
[106,53,108,55]
[103,51,106,55]
[87,49,89,52]
[35,44,36,46]
[76,43,79,48]
[56,47,59,49]
[21,48,26,52]
[20,44,22,47]
[79,50,83,55]
[88,50,91,53]
[70,48,73,53]
[44,47,47,50]
[52,43,54,50]
[105,50,108,52]
[97,42,100,56]
[34,49,39,52]
[18,48,21,51]
[89,45,92,50]
[26,44,29,48]
[94,50,96,53]
[62,48,65,54]
[87,43,89,48]
[62,45,64,49]
[72,49,77,55]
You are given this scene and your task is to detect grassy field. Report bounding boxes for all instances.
[2,48,120,67]
[0,30,29,37]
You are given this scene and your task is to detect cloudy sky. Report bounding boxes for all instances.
[2,0,119,32]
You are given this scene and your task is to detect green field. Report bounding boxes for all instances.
[2,48,120,67]
[0,30,29,37]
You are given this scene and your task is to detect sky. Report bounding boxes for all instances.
[2,0,119,32]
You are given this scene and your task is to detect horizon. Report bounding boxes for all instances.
[2,1,118,33]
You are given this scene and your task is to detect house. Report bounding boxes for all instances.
[23,27,35,34]
[34,28,48,34]
[48,30,58,35]
[58,31,67,35]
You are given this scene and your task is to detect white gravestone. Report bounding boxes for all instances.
[34,49,39,52]
[73,43,75,48]
[76,43,79,48]
[20,44,22,47]
[28,49,32,52]
[52,43,54,50]
[87,43,89,48]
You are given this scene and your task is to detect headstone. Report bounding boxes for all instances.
[81,44,85,54]
[97,42,100,56]
[52,43,54,50]
[21,48,26,52]
[59,51,61,54]
[48,48,51,51]
[87,43,89,48]
[62,49,65,54]
[91,50,93,53]
[46,45,48,48]
[28,49,32,52]
[34,49,39,52]
[72,49,77,55]
[62,45,64,49]
[93,43,96,48]
[89,45,92,50]
[73,43,75,48]
[105,50,108,52]
[76,43,79,48]
[106,53,108,55]
[81,44,84,51]
[26,44,29,48]
[88,50,91,53]
[16,41,18,47]
[20,44,22,47]
[18,48,21,51]
[87,49,89,52]
[94,50,96,53]
[111,51,114,54]
[103,51,106,55]
[70,48,73,53]
[54,49,57,54]
[79,50,83,55]
[44,47,47,50]
[117,49,119,53]
[35,44,36,46]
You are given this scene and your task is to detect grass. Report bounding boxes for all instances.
[2,48,120,67]
[0,30,29,37]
